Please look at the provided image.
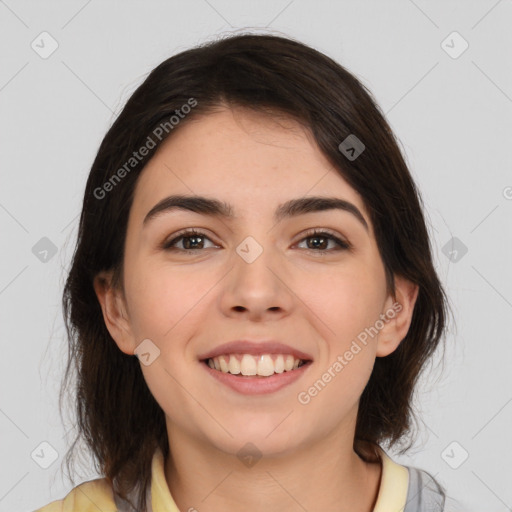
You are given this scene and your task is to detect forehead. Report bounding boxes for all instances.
[129,108,370,226]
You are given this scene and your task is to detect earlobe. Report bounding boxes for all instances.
[93,270,135,355]
[376,275,419,357]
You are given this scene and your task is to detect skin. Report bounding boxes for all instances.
[94,107,418,512]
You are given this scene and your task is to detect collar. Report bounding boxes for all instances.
[372,445,409,511]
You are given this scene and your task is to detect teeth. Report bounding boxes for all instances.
[257,354,274,376]
[206,354,306,377]
[228,355,241,375]
[274,355,285,374]
[241,354,257,375]
[219,355,229,373]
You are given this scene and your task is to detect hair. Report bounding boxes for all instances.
[59,32,452,510]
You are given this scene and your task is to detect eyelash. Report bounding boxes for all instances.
[162,228,351,253]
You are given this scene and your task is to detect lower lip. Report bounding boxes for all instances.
[201,360,312,395]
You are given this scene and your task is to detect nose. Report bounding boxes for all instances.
[219,238,295,321]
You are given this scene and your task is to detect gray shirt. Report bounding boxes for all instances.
[404,466,446,511]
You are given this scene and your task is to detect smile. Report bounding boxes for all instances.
[205,353,307,377]
[201,354,313,395]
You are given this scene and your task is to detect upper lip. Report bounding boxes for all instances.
[198,340,314,362]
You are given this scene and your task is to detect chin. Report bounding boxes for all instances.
[207,419,306,458]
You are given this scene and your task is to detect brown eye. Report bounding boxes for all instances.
[163,230,216,251]
[297,229,351,252]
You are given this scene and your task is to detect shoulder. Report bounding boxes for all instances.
[376,446,450,512]
[404,465,446,511]
[33,477,117,512]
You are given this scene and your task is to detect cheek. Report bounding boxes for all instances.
[299,261,384,408]
[299,270,380,415]
[306,261,385,340]
[124,259,213,340]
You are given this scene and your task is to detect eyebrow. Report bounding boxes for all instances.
[143,194,369,231]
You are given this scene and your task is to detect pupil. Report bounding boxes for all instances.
[185,235,202,249]
[309,236,326,250]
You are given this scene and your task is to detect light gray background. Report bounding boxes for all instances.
[1,1,511,511]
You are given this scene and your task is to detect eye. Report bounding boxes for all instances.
[296,229,351,252]
[162,229,217,251]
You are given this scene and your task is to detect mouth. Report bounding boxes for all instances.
[200,354,313,395]
[197,341,314,394]
[201,353,313,378]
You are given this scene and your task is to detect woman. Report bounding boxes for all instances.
[35,33,455,511]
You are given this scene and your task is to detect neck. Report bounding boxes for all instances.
[164,424,382,512]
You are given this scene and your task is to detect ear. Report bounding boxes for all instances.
[376,274,419,357]
[93,270,135,355]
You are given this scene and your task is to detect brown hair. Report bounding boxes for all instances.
[59,32,452,510]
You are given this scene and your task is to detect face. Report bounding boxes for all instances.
[95,107,417,458]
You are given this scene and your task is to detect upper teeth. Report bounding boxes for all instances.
[207,354,304,376]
